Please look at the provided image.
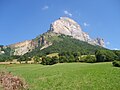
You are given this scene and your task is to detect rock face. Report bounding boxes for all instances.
[8,35,50,55]
[50,17,91,41]
[94,38,105,47]
[50,17,104,46]
[9,40,34,55]
[0,45,5,54]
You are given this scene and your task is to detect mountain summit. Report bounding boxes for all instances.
[0,17,105,55]
[49,17,104,46]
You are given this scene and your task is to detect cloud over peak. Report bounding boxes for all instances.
[64,10,72,17]
[83,22,89,27]
[42,5,49,10]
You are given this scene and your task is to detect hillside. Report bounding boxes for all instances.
[25,34,106,57]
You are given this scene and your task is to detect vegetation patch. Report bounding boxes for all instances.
[0,63,119,90]
[0,71,28,90]
[80,55,96,63]
[112,60,120,67]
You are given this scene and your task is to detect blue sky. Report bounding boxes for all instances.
[0,0,120,50]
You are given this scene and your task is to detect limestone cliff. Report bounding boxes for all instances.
[49,17,104,46]
[8,40,34,55]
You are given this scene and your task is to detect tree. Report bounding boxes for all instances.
[59,56,67,63]
[73,52,81,62]
[113,50,120,60]
[112,60,120,67]
[18,55,30,63]
[33,56,40,64]
[51,56,59,64]
[18,56,25,63]
[95,50,118,62]
[68,55,75,62]
[84,55,96,63]
[41,56,59,65]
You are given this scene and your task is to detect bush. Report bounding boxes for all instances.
[80,55,96,63]
[33,56,40,63]
[0,55,12,62]
[79,56,86,62]
[112,60,120,67]
[85,55,96,63]
[95,50,118,62]
[67,55,75,62]
[51,56,59,64]
[59,52,80,63]
[113,50,120,60]
[59,56,67,63]
[41,56,58,65]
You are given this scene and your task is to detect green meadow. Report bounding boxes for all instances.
[0,62,120,90]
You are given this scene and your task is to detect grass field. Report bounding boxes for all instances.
[0,62,120,90]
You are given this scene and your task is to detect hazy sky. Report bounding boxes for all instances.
[0,0,120,50]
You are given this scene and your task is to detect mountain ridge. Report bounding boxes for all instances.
[0,17,105,55]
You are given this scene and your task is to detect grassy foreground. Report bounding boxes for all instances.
[0,62,120,90]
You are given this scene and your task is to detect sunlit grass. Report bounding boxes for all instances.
[0,62,120,90]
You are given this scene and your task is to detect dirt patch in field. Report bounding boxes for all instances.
[0,72,29,90]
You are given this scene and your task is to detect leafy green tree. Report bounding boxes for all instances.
[73,52,81,62]
[95,50,118,62]
[51,56,59,64]
[59,56,67,63]
[18,55,30,63]
[113,50,120,60]
[33,56,40,63]
[41,56,47,65]
[18,56,25,63]
[112,60,120,67]
[41,56,59,65]
[41,56,52,65]
[84,55,96,63]
[68,55,75,62]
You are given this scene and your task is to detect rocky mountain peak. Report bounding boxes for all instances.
[49,17,104,47]
[1,17,105,56]
[50,17,89,41]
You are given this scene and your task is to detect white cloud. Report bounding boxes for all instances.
[64,10,72,17]
[106,42,110,45]
[113,48,119,50]
[83,22,89,27]
[42,5,49,10]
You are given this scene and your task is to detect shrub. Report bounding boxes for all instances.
[41,56,58,65]
[33,56,40,63]
[51,56,59,64]
[67,55,75,62]
[80,55,96,63]
[79,56,86,62]
[112,60,120,67]
[113,50,120,60]
[41,56,51,65]
[95,50,118,62]
[85,55,96,63]
[59,56,67,63]
[59,52,80,63]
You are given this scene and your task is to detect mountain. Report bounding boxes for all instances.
[0,17,105,56]
[27,34,105,57]
[50,17,104,46]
